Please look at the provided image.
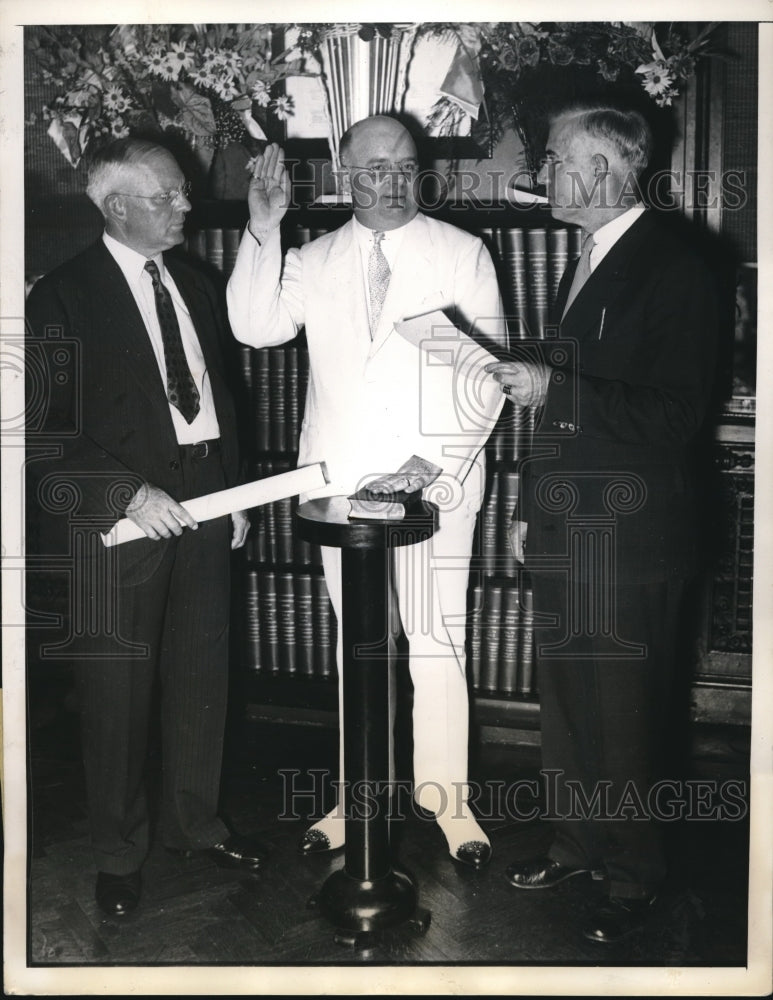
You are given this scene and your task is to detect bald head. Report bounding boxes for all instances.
[339,116,419,231]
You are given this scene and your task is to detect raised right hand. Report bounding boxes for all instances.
[247,142,291,234]
[125,483,198,541]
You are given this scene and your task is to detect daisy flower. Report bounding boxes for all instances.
[158,59,180,82]
[145,48,167,77]
[111,116,129,138]
[251,80,271,106]
[168,42,194,73]
[635,60,675,99]
[190,66,215,88]
[102,84,128,112]
[270,95,294,121]
[214,74,240,101]
[221,49,242,73]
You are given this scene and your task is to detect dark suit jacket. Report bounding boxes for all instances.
[26,239,240,549]
[522,211,719,582]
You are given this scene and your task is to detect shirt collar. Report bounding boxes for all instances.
[103,231,166,284]
[351,214,414,254]
[589,205,646,266]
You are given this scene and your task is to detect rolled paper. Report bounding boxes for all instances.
[101,462,329,548]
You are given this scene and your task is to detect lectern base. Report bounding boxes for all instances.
[307,866,431,949]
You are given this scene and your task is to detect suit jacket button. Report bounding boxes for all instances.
[169,460,180,471]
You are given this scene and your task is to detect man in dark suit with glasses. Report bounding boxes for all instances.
[26,137,266,919]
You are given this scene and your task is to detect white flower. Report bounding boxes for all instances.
[221,49,242,72]
[102,84,128,112]
[190,66,215,88]
[111,116,129,138]
[145,49,167,77]
[270,95,294,121]
[635,61,675,98]
[159,58,180,82]
[214,74,240,100]
[168,42,194,72]
[201,47,220,66]
[251,80,271,106]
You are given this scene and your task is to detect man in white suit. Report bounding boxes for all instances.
[227,115,507,867]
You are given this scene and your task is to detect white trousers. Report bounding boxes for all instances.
[320,495,479,811]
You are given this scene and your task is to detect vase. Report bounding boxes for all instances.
[314,24,417,191]
[208,142,254,201]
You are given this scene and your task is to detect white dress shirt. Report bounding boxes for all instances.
[103,232,220,444]
[588,204,647,272]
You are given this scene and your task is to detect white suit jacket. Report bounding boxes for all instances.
[227,212,507,507]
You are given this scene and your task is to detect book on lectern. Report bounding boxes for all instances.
[347,456,441,521]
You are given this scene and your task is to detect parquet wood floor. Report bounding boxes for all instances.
[24,685,750,973]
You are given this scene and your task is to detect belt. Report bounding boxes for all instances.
[179,439,221,460]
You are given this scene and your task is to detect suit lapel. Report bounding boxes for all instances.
[325,221,373,363]
[90,243,170,409]
[559,212,656,340]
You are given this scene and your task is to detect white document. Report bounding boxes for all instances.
[101,462,329,548]
[394,309,500,371]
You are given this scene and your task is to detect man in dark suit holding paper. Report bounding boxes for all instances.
[26,138,266,919]
[487,104,719,942]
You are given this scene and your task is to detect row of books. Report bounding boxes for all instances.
[469,578,536,698]
[184,225,332,279]
[244,568,337,679]
[244,568,537,698]
[481,226,580,339]
[476,467,521,578]
[184,228,241,279]
[239,346,310,456]
[488,405,537,464]
[245,459,323,567]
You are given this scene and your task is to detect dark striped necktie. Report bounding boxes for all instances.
[144,259,200,424]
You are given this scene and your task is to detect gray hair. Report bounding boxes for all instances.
[85,138,169,214]
[553,104,654,177]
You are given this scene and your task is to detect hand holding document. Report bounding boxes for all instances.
[102,462,329,547]
[394,309,500,369]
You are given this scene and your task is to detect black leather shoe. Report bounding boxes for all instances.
[453,840,492,870]
[582,894,658,943]
[505,856,603,889]
[297,828,344,855]
[168,834,268,871]
[95,870,141,917]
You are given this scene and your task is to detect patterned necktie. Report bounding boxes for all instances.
[562,231,595,318]
[367,230,391,336]
[144,259,200,424]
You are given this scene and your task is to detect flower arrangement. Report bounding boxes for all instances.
[423,21,720,176]
[26,20,721,181]
[25,24,311,167]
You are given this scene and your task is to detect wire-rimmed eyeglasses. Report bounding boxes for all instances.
[341,162,419,181]
[113,181,192,206]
